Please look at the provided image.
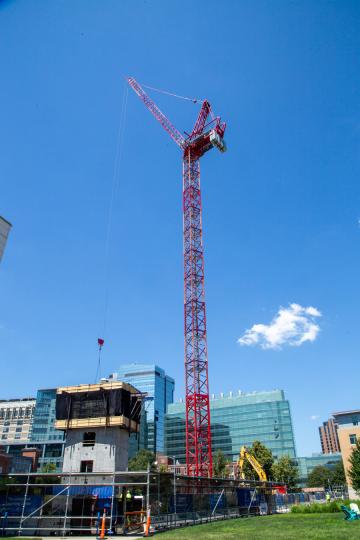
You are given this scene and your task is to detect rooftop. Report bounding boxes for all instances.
[332,410,360,417]
[56,381,140,395]
[111,363,175,383]
[168,389,285,414]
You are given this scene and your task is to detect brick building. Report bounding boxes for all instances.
[319,418,340,454]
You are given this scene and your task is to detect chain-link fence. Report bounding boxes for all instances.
[0,471,292,536]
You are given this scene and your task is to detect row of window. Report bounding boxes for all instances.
[0,407,34,419]
[1,427,23,433]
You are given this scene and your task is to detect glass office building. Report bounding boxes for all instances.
[296,453,342,486]
[109,364,175,454]
[165,390,296,463]
[29,389,64,470]
[30,389,64,443]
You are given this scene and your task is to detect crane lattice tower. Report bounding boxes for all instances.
[128,78,226,477]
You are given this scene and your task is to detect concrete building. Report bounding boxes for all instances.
[166,390,296,464]
[109,363,175,454]
[319,418,340,454]
[55,381,142,474]
[333,409,360,498]
[0,398,36,444]
[0,216,12,263]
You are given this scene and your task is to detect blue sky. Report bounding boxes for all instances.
[1,0,359,457]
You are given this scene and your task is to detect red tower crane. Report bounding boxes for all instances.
[128,77,226,477]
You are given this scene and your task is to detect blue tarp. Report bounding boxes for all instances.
[0,495,42,516]
[169,494,193,513]
[53,485,113,497]
[209,492,226,511]
[236,488,260,507]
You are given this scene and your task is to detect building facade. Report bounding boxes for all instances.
[0,216,12,263]
[296,453,342,487]
[333,410,360,498]
[30,389,64,443]
[55,382,142,474]
[0,398,36,444]
[319,418,340,454]
[29,388,65,471]
[109,363,175,454]
[165,390,296,464]
[2,390,65,471]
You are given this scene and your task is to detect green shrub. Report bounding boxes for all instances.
[290,499,360,514]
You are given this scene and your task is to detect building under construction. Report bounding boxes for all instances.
[55,381,142,475]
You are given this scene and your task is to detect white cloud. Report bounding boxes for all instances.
[238,303,322,350]
[310,415,320,421]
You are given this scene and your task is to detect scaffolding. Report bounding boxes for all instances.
[0,471,288,536]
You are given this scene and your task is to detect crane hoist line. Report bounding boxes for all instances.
[127,77,227,478]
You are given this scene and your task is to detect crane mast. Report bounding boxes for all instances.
[127,77,226,477]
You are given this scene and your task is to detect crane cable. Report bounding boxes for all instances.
[141,82,203,104]
[95,83,129,383]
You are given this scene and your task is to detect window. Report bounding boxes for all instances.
[15,427,22,433]
[80,460,93,473]
[350,434,357,445]
[83,432,96,447]
[2,428,9,433]
[1,435,7,440]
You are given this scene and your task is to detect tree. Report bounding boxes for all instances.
[41,462,57,473]
[213,449,228,477]
[307,465,333,488]
[307,461,346,489]
[35,462,60,485]
[128,449,156,471]
[331,461,346,486]
[271,456,299,490]
[241,441,274,480]
[349,439,360,494]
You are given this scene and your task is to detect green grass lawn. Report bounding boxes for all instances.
[159,513,360,539]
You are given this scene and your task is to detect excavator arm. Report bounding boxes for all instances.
[238,446,267,482]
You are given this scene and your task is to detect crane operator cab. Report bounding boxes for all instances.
[209,129,227,153]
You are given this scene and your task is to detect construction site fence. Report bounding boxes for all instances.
[0,471,317,536]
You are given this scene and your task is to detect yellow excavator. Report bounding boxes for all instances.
[237,445,267,481]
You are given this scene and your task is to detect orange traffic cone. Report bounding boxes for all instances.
[100,509,106,539]
[143,509,151,537]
